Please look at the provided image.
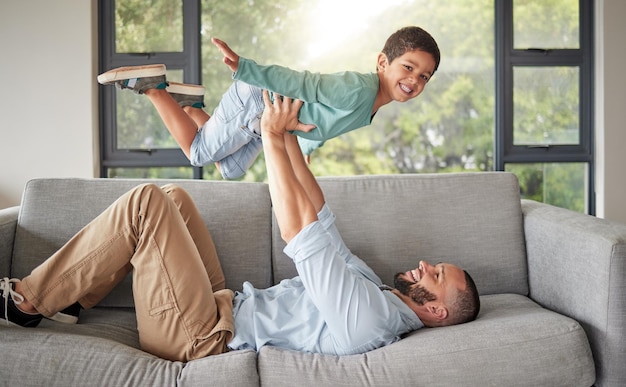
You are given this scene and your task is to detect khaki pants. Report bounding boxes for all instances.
[21,184,234,362]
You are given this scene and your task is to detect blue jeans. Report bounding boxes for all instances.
[190,80,264,179]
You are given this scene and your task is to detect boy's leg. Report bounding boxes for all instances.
[98,65,200,159]
[98,65,263,178]
[190,81,264,178]
[184,105,211,129]
[144,88,199,159]
[216,137,264,180]
[161,184,226,291]
[20,184,231,361]
[167,82,211,130]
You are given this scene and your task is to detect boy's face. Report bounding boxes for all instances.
[377,49,436,103]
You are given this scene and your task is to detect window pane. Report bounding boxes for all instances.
[505,162,587,213]
[513,66,579,146]
[116,69,183,150]
[115,0,183,53]
[201,0,495,178]
[513,0,579,49]
[107,167,194,179]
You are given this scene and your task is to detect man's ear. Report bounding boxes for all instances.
[377,53,388,72]
[428,304,449,321]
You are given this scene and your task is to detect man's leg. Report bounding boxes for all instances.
[161,184,225,291]
[20,184,231,361]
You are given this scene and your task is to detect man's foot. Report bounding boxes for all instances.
[0,278,42,327]
[167,82,206,108]
[97,64,168,94]
[48,302,82,324]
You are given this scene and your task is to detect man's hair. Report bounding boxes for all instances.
[381,26,441,74]
[447,270,480,326]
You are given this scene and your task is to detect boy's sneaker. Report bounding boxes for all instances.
[97,64,168,94]
[0,277,42,327]
[48,302,82,324]
[167,82,206,108]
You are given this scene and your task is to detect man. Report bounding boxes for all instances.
[0,92,479,362]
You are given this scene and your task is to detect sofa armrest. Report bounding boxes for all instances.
[522,199,626,387]
[0,206,19,277]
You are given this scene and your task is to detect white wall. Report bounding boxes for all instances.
[0,0,624,224]
[0,0,97,209]
[595,0,626,224]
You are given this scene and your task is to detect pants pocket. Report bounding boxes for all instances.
[212,81,245,123]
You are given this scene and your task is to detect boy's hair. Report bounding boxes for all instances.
[381,26,441,74]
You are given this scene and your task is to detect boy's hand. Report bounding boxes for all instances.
[212,37,240,73]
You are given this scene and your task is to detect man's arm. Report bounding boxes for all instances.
[260,90,317,243]
[283,133,325,213]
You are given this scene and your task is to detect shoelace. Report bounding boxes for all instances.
[1,277,24,326]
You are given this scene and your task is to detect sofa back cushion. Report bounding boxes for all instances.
[272,173,528,296]
[12,178,272,307]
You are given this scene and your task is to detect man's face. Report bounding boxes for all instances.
[394,260,466,307]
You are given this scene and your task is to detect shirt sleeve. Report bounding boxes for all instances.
[315,204,382,285]
[297,137,325,155]
[284,221,396,351]
[234,57,366,110]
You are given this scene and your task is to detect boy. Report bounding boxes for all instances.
[98,26,440,179]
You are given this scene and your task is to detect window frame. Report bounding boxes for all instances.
[98,0,204,178]
[495,0,595,214]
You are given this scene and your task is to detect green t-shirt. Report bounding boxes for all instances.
[234,57,379,155]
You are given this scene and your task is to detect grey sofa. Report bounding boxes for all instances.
[1,173,624,386]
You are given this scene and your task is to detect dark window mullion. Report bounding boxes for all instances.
[495,0,512,172]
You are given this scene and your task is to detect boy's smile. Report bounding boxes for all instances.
[375,49,437,108]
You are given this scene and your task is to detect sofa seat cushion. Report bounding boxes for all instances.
[257,294,595,386]
[0,308,259,387]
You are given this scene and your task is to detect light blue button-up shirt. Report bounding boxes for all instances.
[228,205,423,355]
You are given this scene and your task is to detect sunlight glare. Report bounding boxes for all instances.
[306,0,406,60]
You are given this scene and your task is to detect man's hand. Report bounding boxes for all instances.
[261,90,316,135]
[212,37,240,73]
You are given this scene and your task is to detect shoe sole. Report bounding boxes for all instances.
[167,82,206,96]
[48,312,78,324]
[97,64,166,85]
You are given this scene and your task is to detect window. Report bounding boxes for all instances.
[495,0,594,214]
[99,0,495,182]
[99,0,203,178]
[99,0,593,213]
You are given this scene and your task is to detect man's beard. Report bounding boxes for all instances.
[394,273,437,305]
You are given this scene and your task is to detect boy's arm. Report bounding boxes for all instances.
[212,37,239,73]
[212,37,366,107]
